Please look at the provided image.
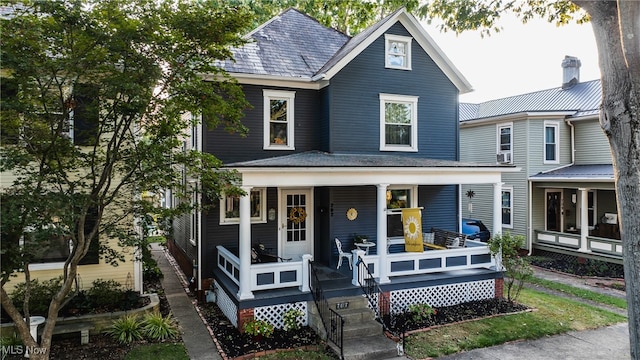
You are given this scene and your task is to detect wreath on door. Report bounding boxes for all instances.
[288,207,307,224]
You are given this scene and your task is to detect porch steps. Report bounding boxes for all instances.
[310,295,399,360]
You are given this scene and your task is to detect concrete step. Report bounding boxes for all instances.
[328,334,400,360]
[335,306,376,323]
[342,319,383,339]
[328,295,370,310]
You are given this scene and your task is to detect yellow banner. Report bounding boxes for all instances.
[402,208,423,252]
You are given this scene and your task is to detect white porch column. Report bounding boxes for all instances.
[237,186,254,300]
[377,184,390,284]
[492,182,503,270]
[579,188,590,252]
[492,182,503,237]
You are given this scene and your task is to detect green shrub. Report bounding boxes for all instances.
[105,314,143,344]
[282,308,304,331]
[408,303,435,323]
[88,279,124,310]
[11,277,66,316]
[143,311,179,341]
[488,232,533,302]
[142,243,163,282]
[243,319,274,338]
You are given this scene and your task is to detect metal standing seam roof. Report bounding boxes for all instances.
[225,150,512,169]
[529,164,614,181]
[460,79,602,121]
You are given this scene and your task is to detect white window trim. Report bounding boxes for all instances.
[501,187,513,228]
[263,89,295,150]
[576,189,597,230]
[385,185,418,213]
[190,188,198,246]
[379,93,418,152]
[219,188,267,225]
[543,121,560,164]
[497,122,513,164]
[190,112,201,152]
[384,34,412,70]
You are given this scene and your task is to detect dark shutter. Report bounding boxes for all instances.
[73,84,99,146]
[79,207,99,265]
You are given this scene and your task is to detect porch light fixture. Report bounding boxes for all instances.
[268,208,276,221]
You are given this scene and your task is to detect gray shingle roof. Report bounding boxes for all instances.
[460,79,601,121]
[529,164,613,180]
[226,151,508,168]
[219,8,350,78]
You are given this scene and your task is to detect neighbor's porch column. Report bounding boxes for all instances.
[377,184,390,284]
[238,186,254,300]
[492,182,503,271]
[578,188,590,252]
[492,182,503,237]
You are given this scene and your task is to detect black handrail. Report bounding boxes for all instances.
[356,256,405,353]
[309,261,344,360]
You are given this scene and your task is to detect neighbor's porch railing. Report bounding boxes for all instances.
[216,245,311,292]
[535,230,623,258]
[355,240,494,280]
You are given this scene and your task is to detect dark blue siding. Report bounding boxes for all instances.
[203,85,321,164]
[328,23,459,159]
[419,185,459,231]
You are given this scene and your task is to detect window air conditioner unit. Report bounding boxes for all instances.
[496,152,512,163]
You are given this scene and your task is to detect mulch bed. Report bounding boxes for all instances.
[389,298,529,334]
[198,302,324,359]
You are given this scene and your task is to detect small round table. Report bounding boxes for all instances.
[355,242,376,255]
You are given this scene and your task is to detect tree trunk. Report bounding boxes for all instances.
[575,1,640,358]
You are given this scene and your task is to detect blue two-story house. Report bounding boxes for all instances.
[168,8,517,336]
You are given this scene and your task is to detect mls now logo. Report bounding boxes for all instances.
[1,345,48,357]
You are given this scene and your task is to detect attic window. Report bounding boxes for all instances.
[385,34,412,70]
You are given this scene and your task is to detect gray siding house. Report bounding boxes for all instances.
[168,8,517,340]
[460,56,620,264]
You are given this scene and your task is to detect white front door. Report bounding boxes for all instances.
[280,189,313,261]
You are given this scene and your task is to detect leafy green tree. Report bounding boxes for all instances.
[245,1,639,357]
[0,1,251,358]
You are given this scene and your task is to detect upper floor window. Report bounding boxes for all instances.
[501,187,513,228]
[544,121,559,164]
[220,188,266,225]
[72,83,100,146]
[386,186,418,237]
[385,34,412,70]
[497,123,513,163]
[263,90,295,150]
[379,94,418,152]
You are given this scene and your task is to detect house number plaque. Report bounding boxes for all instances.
[335,302,349,310]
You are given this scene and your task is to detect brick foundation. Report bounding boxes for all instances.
[238,308,255,333]
[495,277,504,299]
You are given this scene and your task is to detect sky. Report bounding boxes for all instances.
[420,14,601,103]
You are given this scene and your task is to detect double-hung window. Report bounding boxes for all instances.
[263,90,295,150]
[220,188,266,225]
[501,187,513,228]
[380,94,418,152]
[544,121,559,164]
[386,186,418,238]
[385,34,412,70]
[497,123,513,163]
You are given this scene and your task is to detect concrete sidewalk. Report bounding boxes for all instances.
[151,243,221,360]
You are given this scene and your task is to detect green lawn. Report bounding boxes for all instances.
[125,343,188,360]
[526,276,627,309]
[146,236,166,245]
[404,287,627,359]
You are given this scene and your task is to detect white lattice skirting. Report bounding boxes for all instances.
[255,302,308,329]
[390,279,495,314]
[214,280,238,327]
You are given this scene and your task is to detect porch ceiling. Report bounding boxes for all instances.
[226,151,518,187]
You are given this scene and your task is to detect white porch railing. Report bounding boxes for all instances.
[354,240,493,281]
[216,245,311,293]
[534,230,623,258]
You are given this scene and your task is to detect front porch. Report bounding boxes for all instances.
[215,238,495,305]
[533,230,623,264]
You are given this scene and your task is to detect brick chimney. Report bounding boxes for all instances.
[561,55,581,89]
